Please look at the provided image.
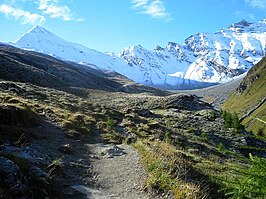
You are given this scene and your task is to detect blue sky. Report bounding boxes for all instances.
[0,0,265,52]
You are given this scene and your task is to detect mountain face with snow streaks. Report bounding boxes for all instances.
[117,19,266,86]
[14,19,266,89]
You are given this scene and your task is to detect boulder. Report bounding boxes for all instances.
[0,156,32,198]
[1,144,41,163]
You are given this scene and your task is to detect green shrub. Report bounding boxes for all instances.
[217,142,225,152]
[222,110,243,130]
[224,111,232,128]
[232,112,243,130]
[201,131,208,139]
[209,110,217,121]
[220,109,224,117]
[223,154,266,199]
[102,130,125,144]
[187,127,197,134]
[164,131,171,143]
[106,117,115,129]
[257,128,264,137]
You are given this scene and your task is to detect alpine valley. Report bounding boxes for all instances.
[0,16,266,199]
[13,19,266,89]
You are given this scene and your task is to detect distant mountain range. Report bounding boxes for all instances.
[11,19,266,89]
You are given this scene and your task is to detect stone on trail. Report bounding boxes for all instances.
[71,185,111,199]
[100,145,126,158]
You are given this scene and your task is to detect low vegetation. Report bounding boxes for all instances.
[134,140,209,199]
[220,154,266,199]
[0,80,265,199]
[223,56,266,135]
[220,110,244,131]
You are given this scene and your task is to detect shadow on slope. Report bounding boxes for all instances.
[0,44,168,96]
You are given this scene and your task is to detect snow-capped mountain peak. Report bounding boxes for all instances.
[16,25,64,47]
[115,19,266,86]
[27,25,53,36]
[14,25,130,72]
[229,19,252,29]
[13,19,266,89]
[228,19,266,33]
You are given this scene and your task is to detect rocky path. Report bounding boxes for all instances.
[85,143,158,199]
[25,118,159,199]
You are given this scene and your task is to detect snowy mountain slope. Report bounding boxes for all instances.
[14,26,125,71]
[117,19,266,86]
[14,26,155,86]
[13,19,266,89]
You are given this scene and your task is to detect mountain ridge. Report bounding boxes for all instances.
[12,19,266,89]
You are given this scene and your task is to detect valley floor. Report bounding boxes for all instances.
[1,80,265,199]
[174,76,244,108]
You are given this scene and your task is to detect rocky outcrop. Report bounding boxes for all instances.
[147,94,212,111]
[0,143,52,199]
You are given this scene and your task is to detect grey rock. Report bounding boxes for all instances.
[28,165,49,185]
[0,156,32,199]
[71,185,110,199]
[1,144,41,163]
[101,145,126,158]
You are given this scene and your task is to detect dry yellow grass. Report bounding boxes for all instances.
[134,140,209,199]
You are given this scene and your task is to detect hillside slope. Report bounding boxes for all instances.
[0,43,167,95]
[223,56,266,134]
